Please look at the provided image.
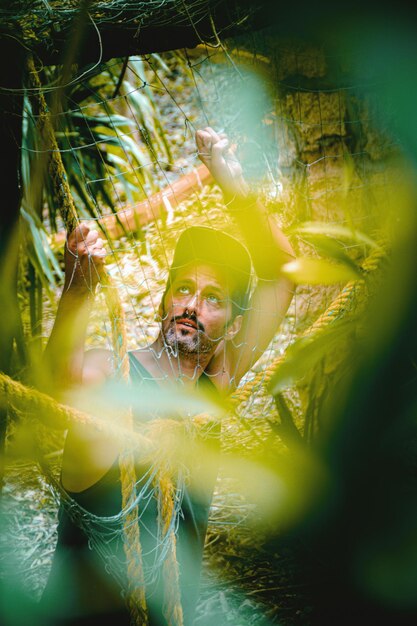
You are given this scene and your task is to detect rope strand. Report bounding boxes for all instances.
[29,56,148,625]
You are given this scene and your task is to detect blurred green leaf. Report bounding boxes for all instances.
[293,221,382,250]
[281,257,362,284]
[297,233,364,275]
[268,320,353,396]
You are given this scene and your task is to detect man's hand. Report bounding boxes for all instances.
[196,127,249,200]
[64,223,107,292]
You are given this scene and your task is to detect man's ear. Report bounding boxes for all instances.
[224,315,242,341]
[159,283,171,319]
[158,299,165,321]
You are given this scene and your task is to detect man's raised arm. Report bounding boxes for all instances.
[196,127,296,387]
[43,223,109,392]
[42,224,123,492]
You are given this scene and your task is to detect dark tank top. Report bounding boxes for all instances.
[41,353,220,626]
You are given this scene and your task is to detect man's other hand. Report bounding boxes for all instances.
[196,127,249,200]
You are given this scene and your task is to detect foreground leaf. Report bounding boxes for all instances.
[281,257,362,284]
[268,321,353,396]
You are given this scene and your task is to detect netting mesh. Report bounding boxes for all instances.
[5,0,245,33]
[1,24,398,624]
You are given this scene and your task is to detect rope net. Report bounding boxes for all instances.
[1,24,398,626]
[4,0,256,42]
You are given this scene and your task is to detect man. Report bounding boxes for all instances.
[41,127,295,625]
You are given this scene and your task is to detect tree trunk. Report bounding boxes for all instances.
[0,37,26,491]
[13,0,269,67]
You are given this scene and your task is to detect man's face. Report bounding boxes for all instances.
[161,262,234,357]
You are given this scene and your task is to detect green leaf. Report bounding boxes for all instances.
[73,113,134,131]
[292,221,381,250]
[150,53,171,74]
[298,234,364,275]
[268,321,353,396]
[281,257,362,285]
[20,207,63,296]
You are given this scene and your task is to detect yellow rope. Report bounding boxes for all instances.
[0,370,212,461]
[157,470,184,626]
[0,370,161,451]
[28,57,148,626]
[104,280,148,624]
[27,57,77,234]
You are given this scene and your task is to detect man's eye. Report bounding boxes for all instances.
[176,285,190,295]
[206,294,220,304]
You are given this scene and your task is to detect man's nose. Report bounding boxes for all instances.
[182,292,199,313]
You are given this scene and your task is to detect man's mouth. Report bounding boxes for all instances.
[175,318,198,330]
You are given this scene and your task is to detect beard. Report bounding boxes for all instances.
[163,320,217,356]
